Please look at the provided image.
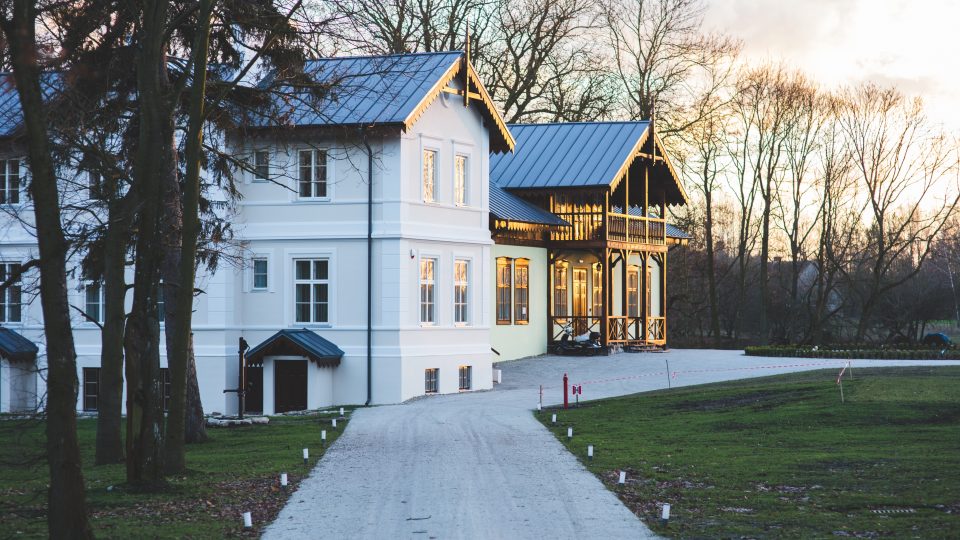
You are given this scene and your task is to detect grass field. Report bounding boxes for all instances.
[539,366,960,539]
[0,411,349,538]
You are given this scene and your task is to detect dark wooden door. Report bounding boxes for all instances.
[274,360,307,413]
[245,366,263,413]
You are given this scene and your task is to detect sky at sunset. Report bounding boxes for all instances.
[704,0,960,131]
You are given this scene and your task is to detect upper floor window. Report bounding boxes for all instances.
[0,262,22,323]
[514,259,529,324]
[298,149,327,198]
[454,155,467,206]
[295,259,329,323]
[1,159,20,204]
[254,150,270,181]
[454,259,469,325]
[553,264,568,317]
[496,257,511,324]
[422,149,436,203]
[88,171,104,200]
[84,282,104,323]
[252,258,268,290]
[419,258,436,324]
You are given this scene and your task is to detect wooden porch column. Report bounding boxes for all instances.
[601,248,610,351]
[624,168,630,243]
[621,249,630,341]
[662,251,668,344]
[640,251,647,343]
[546,250,553,348]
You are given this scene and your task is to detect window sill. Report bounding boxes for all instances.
[454,322,471,328]
[294,197,332,203]
[515,320,529,326]
[250,288,269,293]
[496,320,512,326]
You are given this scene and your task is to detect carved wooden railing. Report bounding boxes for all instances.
[551,316,601,341]
[606,316,643,343]
[647,316,666,343]
[607,213,666,245]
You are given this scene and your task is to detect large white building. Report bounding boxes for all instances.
[0,51,689,415]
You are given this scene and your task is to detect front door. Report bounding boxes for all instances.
[572,268,588,334]
[274,360,308,413]
[245,366,264,414]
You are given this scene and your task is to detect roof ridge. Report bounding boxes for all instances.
[507,120,650,127]
[305,50,463,63]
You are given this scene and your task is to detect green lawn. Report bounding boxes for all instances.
[0,411,351,538]
[539,367,960,539]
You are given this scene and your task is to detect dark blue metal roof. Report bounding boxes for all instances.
[666,223,691,240]
[246,329,344,367]
[0,73,62,138]
[254,51,462,128]
[490,122,650,189]
[0,327,38,362]
[489,181,568,226]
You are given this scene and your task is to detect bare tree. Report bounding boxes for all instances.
[837,84,960,340]
[604,0,739,129]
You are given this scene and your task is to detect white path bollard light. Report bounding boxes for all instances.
[537,403,542,412]
[567,427,573,439]
[332,418,337,429]
[280,473,288,488]
[242,511,253,529]
[588,445,594,460]
[661,503,671,524]
[618,470,626,484]
[302,448,309,465]
[339,407,345,417]
[321,430,327,446]
[551,413,557,424]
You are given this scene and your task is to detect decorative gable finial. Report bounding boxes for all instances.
[650,94,656,160]
[464,26,471,107]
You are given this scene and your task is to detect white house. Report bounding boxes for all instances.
[0,51,689,416]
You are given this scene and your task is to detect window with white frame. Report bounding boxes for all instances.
[459,365,472,390]
[454,259,469,325]
[88,171,104,200]
[252,258,268,290]
[425,368,438,393]
[0,159,20,204]
[254,150,270,181]
[298,149,327,198]
[422,149,436,202]
[295,259,329,323]
[419,257,436,324]
[0,262,22,323]
[84,282,104,323]
[454,154,467,206]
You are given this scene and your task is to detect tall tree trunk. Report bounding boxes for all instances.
[166,0,213,472]
[95,199,129,465]
[184,333,208,443]
[160,126,186,473]
[125,0,172,486]
[758,182,772,345]
[703,177,721,339]
[0,1,94,535]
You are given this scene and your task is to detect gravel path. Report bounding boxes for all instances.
[263,350,960,539]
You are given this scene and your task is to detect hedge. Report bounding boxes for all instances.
[744,345,960,360]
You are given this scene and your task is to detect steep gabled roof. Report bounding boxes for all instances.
[0,327,38,362]
[251,51,514,152]
[489,121,688,205]
[0,73,62,138]
[489,181,568,227]
[246,329,344,368]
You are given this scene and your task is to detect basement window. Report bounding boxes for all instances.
[425,368,439,393]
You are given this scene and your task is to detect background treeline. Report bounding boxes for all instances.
[311,0,960,346]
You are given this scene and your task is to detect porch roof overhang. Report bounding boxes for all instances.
[246,329,344,368]
[0,327,38,362]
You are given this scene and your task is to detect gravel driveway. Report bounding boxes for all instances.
[263,350,960,539]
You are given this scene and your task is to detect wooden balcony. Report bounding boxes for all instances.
[550,210,666,248]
